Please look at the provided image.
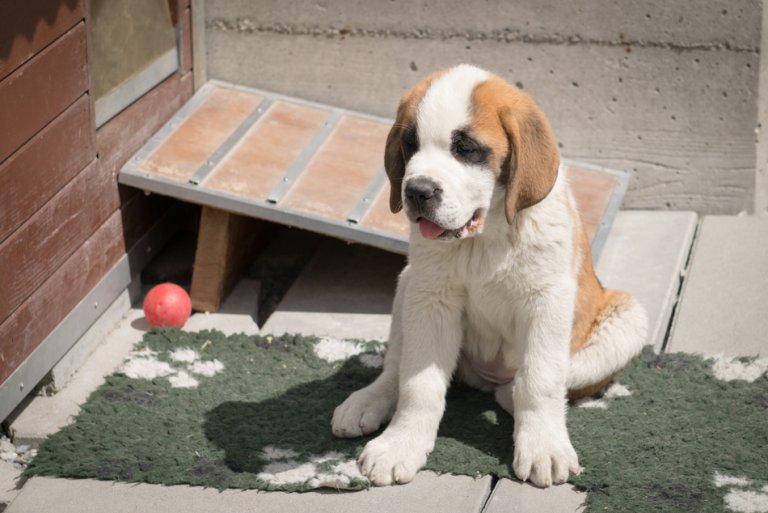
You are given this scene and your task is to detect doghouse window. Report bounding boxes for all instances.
[91,0,179,127]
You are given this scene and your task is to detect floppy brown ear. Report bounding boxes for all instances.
[384,123,405,213]
[499,97,560,224]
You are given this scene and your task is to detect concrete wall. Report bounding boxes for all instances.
[204,0,762,213]
[756,1,768,215]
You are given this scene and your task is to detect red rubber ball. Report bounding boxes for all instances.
[143,283,192,328]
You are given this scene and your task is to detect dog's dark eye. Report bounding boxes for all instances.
[451,130,490,165]
[455,139,478,156]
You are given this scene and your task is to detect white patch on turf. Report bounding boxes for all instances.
[711,355,768,382]
[169,370,198,388]
[188,359,224,377]
[170,348,199,363]
[714,471,768,513]
[314,337,365,362]
[258,461,318,485]
[359,352,384,368]
[604,382,632,398]
[120,352,174,379]
[261,446,299,461]
[724,490,768,513]
[715,471,753,488]
[575,399,608,409]
[256,447,367,489]
[121,346,223,388]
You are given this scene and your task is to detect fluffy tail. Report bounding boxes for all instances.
[567,291,648,392]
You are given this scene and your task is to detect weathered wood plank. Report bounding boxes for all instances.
[281,116,390,220]
[140,87,262,181]
[190,206,268,312]
[0,22,88,163]
[0,0,85,81]
[0,210,125,385]
[0,159,117,325]
[205,101,329,199]
[0,95,94,244]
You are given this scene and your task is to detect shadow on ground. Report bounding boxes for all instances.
[203,357,516,479]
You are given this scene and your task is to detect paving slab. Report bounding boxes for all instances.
[261,240,405,340]
[667,215,768,357]
[483,479,585,513]
[7,473,491,513]
[595,211,698,351]
[184,279,260,336]
[0,460,22,507]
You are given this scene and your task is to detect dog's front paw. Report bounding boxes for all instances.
[513,424,581,488]
[358,431,431,486]
[332,385,396,438]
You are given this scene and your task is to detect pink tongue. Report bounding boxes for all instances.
[418,218,446,240]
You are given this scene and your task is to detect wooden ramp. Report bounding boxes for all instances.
[118,81,628,310]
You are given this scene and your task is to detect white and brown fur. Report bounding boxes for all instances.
[332,65,647,488]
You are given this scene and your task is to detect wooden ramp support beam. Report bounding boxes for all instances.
[190,206,268,313]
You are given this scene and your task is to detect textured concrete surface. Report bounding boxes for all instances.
[596,211,698,351]
[483,479,586,513]
[755,6,768,214]
[184,278,260,335]
[668,215,768,357]
[261,240,404,340]
[8,306,146,447]
[205,0,760,214]
[7,473,492,513]
[0,460,22,507]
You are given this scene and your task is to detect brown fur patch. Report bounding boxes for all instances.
[384,70,446,212]
[468,77,559,223]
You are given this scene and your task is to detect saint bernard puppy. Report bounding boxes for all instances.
[332,64,648,488]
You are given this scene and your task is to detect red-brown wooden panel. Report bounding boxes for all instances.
[567,164,619,242]
[205,101,330,199]
[0,0,85,81]
[360,183,410,235]
[0,95,94,244]
[0,159,117,325]
[139,87,263,181]
[0,209,125,385]
[281,116,390,220]
[0,22,87,163]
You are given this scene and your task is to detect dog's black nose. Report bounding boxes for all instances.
[405,178,442,212]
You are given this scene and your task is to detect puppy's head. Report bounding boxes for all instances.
[384,64,559,241]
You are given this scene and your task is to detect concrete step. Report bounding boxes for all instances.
[595,210,698,351]
[667,215,768,356]
[261,239,405,340]
[184,278,260,335]
[483,479,585,513]
[0,460,22,511]
[6,473,492,513]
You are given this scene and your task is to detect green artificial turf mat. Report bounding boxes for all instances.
[27,329,768,512]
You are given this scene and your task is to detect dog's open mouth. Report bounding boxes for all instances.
[417,210,482,240]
